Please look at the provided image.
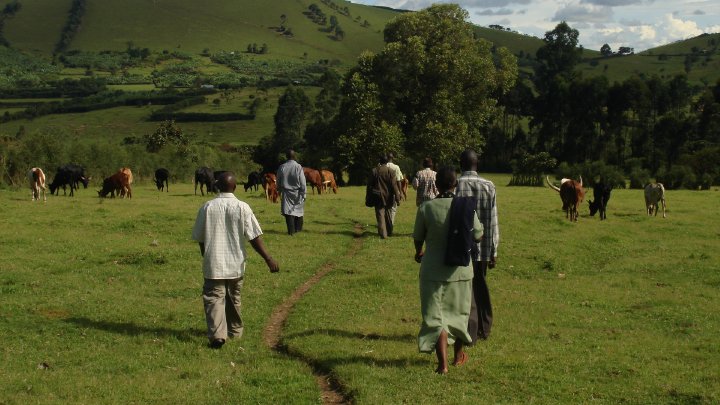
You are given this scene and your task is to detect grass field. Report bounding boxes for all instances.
[1,177,718,403]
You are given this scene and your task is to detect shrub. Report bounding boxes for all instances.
[656,165,697,189]
[629,168,651,189]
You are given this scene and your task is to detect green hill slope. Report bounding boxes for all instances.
[3,0,72,54]
[3,0,398,64]
[578,33,720,85]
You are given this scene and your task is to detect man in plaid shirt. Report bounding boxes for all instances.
[456,149,499,343]
[411,157,438,207]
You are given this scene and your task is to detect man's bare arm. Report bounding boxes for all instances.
[249,236,280,273]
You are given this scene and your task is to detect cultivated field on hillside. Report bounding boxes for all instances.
[1,178,718,403]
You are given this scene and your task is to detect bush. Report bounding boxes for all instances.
[629,168,651,189]
[656,165,697,189]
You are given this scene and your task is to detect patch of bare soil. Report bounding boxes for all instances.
[263,224,365,404]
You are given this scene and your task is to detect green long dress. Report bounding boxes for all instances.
[413,197,483,353]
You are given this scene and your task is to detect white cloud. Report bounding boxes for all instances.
[662,13,703,39]
[476,8,514,16]
[580,0,644,5]
[552,2,614,23]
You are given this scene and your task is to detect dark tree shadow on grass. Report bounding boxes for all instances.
[283,328,415,343]
[64,317,204,342]
[262,229,360,237]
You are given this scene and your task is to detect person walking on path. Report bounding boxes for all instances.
[367,154,401,239]
[192,172,279,349]
[456,149,499,343]
[412,157,438,207]
[277,149,307,235]
[413,166,483,374]
[386,152,404,224]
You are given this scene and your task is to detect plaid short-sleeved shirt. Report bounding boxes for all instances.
[412,168,438,207]
[455,171,499,261]
[192,193,263,279]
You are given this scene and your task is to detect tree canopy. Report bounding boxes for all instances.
[333,4,517,181]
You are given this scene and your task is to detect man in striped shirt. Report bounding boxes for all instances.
[456,149,499,343]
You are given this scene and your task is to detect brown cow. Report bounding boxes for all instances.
[119,167,133,197]
[320,170,338,194]
[98,171,132,199]
[303,167,323,195]
[264,173,279,203]
[547,176,584,221]
[28,167,47,202]
[399,175,409,201]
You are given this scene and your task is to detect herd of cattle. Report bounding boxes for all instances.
[25,164,668,220]
[545,176,667,221]
[190,166,339,203]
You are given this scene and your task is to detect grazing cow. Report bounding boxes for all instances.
[303,167,323,195]
[244,171,263,192]
[119,167,133,197]
[154,168,170,192]
[98,171,132,199]
[644,183,667,218]
[194,167,214,196]
[588,181,612,220]
[48,164,89,197]
[28,167,47,202]
[320,170,338,194]
[399,175,409,201]
[264,172,279,203]
[546,176,585,222]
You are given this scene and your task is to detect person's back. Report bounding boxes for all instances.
[413,158,438,207]
[374,164,398,207]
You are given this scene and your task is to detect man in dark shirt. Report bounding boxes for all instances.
[368,154,401,239]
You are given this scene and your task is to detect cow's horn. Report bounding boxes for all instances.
[546,176,560,192]
[579,175,583,187]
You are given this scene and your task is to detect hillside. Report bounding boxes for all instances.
[3,0,398,64]
[578,33,720,86]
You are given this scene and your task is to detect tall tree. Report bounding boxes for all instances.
[532,21,584,159]
[254,86,311,171]
[334,4,516,178]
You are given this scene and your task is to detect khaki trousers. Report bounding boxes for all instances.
[202,277,244,342]
[375,205,394,238]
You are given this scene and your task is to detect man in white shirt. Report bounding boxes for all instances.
[385,152,404,228]
[277,149,307,235]
[192,172,279,349]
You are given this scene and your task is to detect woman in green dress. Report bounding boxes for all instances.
[413,166,483,374]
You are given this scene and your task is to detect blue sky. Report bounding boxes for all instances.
[352,0,720,52]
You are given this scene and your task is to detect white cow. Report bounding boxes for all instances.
[28,167,47,202]
[644,183,666,218]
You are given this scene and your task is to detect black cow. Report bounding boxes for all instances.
[154,168,170,192]
[588,181,612,220]
[244,171,263,192]
[48,164,89,197]
[194,167,214,196]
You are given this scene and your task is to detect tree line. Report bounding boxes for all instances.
[255,10,720,189]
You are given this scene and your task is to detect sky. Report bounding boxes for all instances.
[352,0,720,52]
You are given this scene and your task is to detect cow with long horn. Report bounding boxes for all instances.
[547,176,585,222]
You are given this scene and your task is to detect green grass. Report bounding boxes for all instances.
[1,177,718,403]
[284,177,720,403]
[0,182,352,403]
